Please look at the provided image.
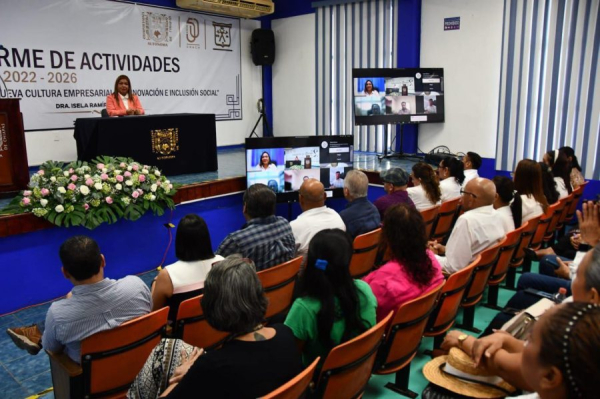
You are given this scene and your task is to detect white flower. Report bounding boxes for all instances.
[125,180,133,186]
[114,170,122,175]
[165,180,171,185]
[102,168,108,173]
[63,171,70,177]
[150,184,157,192]
[127,166,132,171]
[40,199,48,207]
[94,183,103,190]
[150,195,156,201]
[142,169,149,175]
[50,176,57,182]
[84,174,90,179]
[79,185,90,195]
[115,183,123,191]
[57,187,66,194]
[55,205,64,213]
[154,170,161,177]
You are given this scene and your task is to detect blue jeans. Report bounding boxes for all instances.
[539,255,571,277]
[517,272,572,295]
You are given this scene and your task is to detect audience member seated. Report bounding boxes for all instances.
[284,229,377,366]
[461,151,482,189]
[407,162,442,211]
[429,178,508,274]
[551,150,573,199]
[217,183,295,271]
[7,236,151,362]
[291,179,346,260]
[559,146,585,188]
[373,167,414,219]
[364,204,443,321]
[539,162,560,206]
[492,176,522,232]
[438,157,464,202]
[514,159,549,223]
[151,214,224,323]
[128,256,304,399]
[339,170,381,239]
[441,301,600,396]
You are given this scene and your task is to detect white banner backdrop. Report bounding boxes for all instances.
[0,0,242,130]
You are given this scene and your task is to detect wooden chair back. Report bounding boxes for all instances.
[420,205,440,240]
[461,240,504,307]
[374,282,444,374]
[425,256,478,337]
[543,197,569,243]
[489,226,525,285]
[529,203,559,250]
[78,307,168,398]
[261,357,320,399]
[430,198,461,242]
[510,217,540,268]
[564,181,588,222]
[175,295,230,350]
[314,312,393,399]
[257,256,302,320]
[349,228,382,278]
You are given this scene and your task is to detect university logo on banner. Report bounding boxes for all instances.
[213,22,232,50]
[142,12,173,45]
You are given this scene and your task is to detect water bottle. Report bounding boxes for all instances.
[553,287,567,304]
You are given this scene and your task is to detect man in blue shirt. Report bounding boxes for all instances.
[7,236,151,363]
[339,170,381,239]
[217,183,295,271]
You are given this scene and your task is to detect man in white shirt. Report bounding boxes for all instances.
[461,151,482,189]
[291,179,346,260]
[430,178,508,274]
[425,98,437,114]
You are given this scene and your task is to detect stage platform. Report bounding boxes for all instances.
[0,146,422,238]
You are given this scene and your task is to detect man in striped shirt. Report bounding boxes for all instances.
[7,236,151,363]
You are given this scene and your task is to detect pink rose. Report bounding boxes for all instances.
[124,171,132,177]
[132,164,139,171]
[116,175,124,182]
[156,181,161,186]
[120,162,126,168]
[137,189,144,194]
[138,174,146,182]
[101,173,108,181]
[132,191,140,199]
[22,197,31,205]
[40,188,50,196]
[37,170,45,175]
[105,196,113,204]
[96,163,105,170]
[68,168,74,174]
[84,203,90,211]
[67,183,76,191]
[86,178,94,186]
[23,190,32,196]
[70,175,78,182]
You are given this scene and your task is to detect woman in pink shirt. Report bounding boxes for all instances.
[364,203,444,321]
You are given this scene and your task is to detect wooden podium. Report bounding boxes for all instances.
[0,99,29,196]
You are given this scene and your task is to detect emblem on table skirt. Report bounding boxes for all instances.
[151,128,179,156]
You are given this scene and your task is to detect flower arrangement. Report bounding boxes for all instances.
[1,156,177,229]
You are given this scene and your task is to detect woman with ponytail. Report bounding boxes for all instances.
[492,176,522,231]
[438,157,465,202]
[513,159,549,223]
[559,146,585,188]
[407,162,442,211]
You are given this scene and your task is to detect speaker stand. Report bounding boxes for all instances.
[378,123,423,162]
[249,109,271,138]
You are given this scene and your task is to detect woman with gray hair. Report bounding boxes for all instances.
[128,255,303,399]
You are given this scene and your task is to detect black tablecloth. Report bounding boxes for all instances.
[74,113,218,176]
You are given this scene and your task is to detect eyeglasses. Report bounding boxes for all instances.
[460,189,477,199]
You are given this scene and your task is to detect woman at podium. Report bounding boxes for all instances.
[106,75,145,116]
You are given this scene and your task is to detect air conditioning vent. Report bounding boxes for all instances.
[176,0,275,19]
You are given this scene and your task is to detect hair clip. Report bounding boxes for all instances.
[314,259,328,271]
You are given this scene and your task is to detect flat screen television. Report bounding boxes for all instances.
[246,136,354,203]
[353,68,444,126]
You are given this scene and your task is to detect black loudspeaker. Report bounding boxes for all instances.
[251,29,275,66]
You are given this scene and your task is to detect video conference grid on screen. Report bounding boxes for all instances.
[245,136,354,202]
[353,68,444,125]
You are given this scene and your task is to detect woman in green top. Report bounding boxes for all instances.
[284,229,377,365]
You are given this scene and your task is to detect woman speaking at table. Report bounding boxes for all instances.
[106,75,145,116]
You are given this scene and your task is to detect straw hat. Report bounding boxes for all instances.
[423,348,517,398]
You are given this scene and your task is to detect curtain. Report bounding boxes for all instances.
[495,0,600,179]
[315,0,399,152]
